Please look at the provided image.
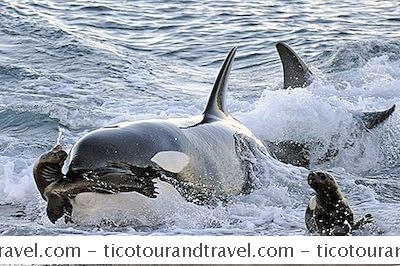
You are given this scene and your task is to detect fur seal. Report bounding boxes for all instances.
[267,42,396,168]
[305,171,373,235]
[33,47,267,224]
[33,145,67,199]
[34,145,157,223]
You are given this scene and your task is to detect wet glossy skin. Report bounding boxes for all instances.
[305,171,354,236]
[65,115,262,199]
[33,144,68,197]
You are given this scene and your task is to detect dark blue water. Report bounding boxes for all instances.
[0,0,400,235]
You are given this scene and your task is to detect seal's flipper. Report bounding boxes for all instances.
[353,213,374,230]
[276,42,313,89]
[97,174,157,198]
[330,223,352,236]
[62,164,158,198]
[46,192,72,224]
[90,165,158,198]
[203,47,237,119]
[360,104,396,130]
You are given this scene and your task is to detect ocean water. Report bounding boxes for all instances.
[0,0,400,235]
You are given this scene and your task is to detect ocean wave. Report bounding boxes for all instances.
[1,0,400,235]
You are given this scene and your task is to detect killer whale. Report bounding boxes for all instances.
[266,42,396,167]
[34,47,268,224]
[275,42,395,129]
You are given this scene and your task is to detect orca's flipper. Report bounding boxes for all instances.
[203,47,237,119]
[276,42,313,89]
[360,104,396,130]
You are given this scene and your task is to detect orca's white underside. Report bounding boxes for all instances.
[69,180,210,227]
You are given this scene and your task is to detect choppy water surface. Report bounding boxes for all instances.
[0,0,399,235]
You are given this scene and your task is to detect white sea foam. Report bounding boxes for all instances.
[1,55,400,235]
[70,180,213,228]
[0,156,37,204]
[0,1,400,235]
[237,55,400,172]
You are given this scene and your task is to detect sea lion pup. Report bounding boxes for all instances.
[33,47,268,224]
[306,171,373,235]
[33,144,68,199]
[33,145,157,223]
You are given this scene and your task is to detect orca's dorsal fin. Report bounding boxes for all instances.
[276,42,313,89]
[360,104,396,130]
[202,47,237,119]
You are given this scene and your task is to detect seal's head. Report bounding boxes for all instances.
[33,145,68,198]
[38,145,68,165]
[308,171,339,197]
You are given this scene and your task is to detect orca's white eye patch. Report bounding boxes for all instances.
[151,151,190,173]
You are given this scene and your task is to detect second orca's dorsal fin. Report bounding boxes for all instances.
[203,47,237,119]
[276,42,313,89]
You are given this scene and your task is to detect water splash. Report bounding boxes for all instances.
[0,0,400,235]
[56,127,65,146]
